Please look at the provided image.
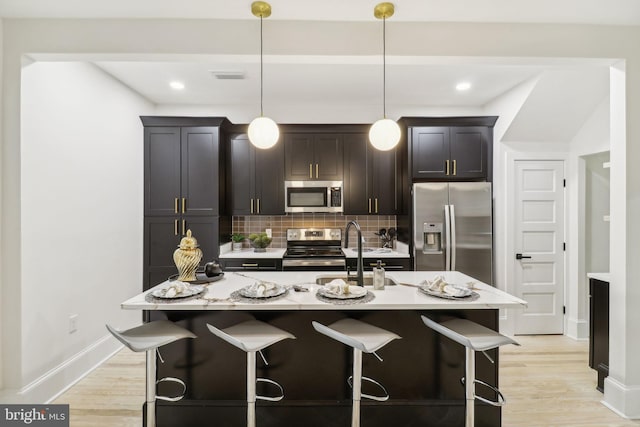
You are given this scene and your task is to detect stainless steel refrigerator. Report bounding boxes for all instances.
[413,182,493,284]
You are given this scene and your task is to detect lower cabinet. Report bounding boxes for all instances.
[346,257,411,272]
[589,277,610,392]
[220,258,282,271]
[143,216,226,290]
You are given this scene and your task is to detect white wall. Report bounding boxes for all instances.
[0,17,4,390]
[18,61,152,400]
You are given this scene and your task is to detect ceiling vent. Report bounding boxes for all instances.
[210,70,246,80]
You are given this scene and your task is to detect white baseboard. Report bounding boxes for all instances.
[6,335,122,404]
[603,376,640,419]
[565,317,589,340]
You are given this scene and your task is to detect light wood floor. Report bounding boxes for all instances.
[54,335,640,426]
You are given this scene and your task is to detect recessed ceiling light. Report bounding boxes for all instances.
[456,82,471,91]
[169,81,185,90]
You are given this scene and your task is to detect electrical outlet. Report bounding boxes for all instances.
[69,314,78,334]
[265,228,272,238]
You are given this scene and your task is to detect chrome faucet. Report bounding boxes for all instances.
[345,220,364,287]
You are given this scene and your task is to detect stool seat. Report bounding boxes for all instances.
[312,318,400,427]
[206,319,295,352]
[421,315,519,427]
[106,320,196,352]
[106,320,196,427]
[207,320,295,427]
[312,318,401,353]
[421,317,519,351]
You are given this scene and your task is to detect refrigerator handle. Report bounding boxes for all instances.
[444,205,451,271]
[450,204,456,271]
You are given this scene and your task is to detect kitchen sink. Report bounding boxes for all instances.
[315,275,398,287]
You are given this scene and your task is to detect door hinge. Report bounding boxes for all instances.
[563,306,566,314]
[563,179,566,187]
[563,242,566,251]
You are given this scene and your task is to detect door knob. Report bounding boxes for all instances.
[516,253,532,260]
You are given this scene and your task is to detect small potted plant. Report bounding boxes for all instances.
[230,233,245,252]
[248,232,272,253]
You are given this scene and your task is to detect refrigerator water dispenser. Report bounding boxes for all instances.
[423,223,443,253]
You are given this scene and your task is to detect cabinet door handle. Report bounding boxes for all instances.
[242,263,259,268]
[174,219,179,236]
[257,198,261,214]
[174,198,179,214]
[368,198,372,214]
[369,263,387,267]
[375,198,378,214]
[445,160,450,175]
[250,198,254,214]
[453,159,457,176]
[309,163,313,178]
[181,198,186,214]
[316,163,319,179]
[182,220,186,235]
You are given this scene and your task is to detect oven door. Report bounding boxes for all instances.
[281,258,346,271]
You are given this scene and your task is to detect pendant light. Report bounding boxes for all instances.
[369,2,401,151]
[248,1,279,149]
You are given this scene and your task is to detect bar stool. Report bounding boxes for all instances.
[312,319,401,427]
[420,316,520,427]
[106,320,197,427]
[206,320,295,427]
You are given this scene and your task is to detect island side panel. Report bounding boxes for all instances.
[150,309,500,427]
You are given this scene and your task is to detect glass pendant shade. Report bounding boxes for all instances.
[248,116,279,149]
[369,118,401,151]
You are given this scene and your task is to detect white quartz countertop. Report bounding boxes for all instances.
[587,272,610,282]
[121,271,527,311]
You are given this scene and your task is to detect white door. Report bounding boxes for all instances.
[513,160,565,334]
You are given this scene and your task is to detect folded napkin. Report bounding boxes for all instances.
[423,275,470,297]
[248,281,277,297]
[163,281,190,298]
[426,275,448,292]
[324,278,351,296]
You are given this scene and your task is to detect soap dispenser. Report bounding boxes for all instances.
[373,260,385,290]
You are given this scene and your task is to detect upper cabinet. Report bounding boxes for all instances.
[284,133,343,181]
[405,117,497,182]
[343,133,401,215]
[143,117,229,216]
[228,134,285,215]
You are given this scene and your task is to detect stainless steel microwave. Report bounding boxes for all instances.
[284,181,343,213]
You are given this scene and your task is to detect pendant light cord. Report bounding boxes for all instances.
[260,15,264,117]
[382,15,387,119]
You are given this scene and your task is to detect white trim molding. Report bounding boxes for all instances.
[603,376,640,419]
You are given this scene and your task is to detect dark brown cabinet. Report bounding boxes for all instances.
[144,124,225,216]
[344,133,400,215]
[284,133,343,181]
[411,126,490,180]
[229,134,284,215]
[220,258,282,271]
[141,117,231,291]
[143,216,221,290]
[589,277,610,392]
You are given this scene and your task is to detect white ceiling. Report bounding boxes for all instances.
[7,0,620,139]
[1,0,640,24]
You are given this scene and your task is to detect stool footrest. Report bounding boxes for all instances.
[156,377,187,402]
[462,377,506,407]
[348,376,390,402]
[256,378,285,402]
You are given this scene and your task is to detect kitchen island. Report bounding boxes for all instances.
[122,271,525,427]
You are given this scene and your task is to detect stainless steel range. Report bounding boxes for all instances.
[282,228,346,271]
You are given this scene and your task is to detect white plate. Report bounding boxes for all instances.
[317,286,368,300]
[418,284,472,299]
[152,284,205,299]
[239,283,287,299]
